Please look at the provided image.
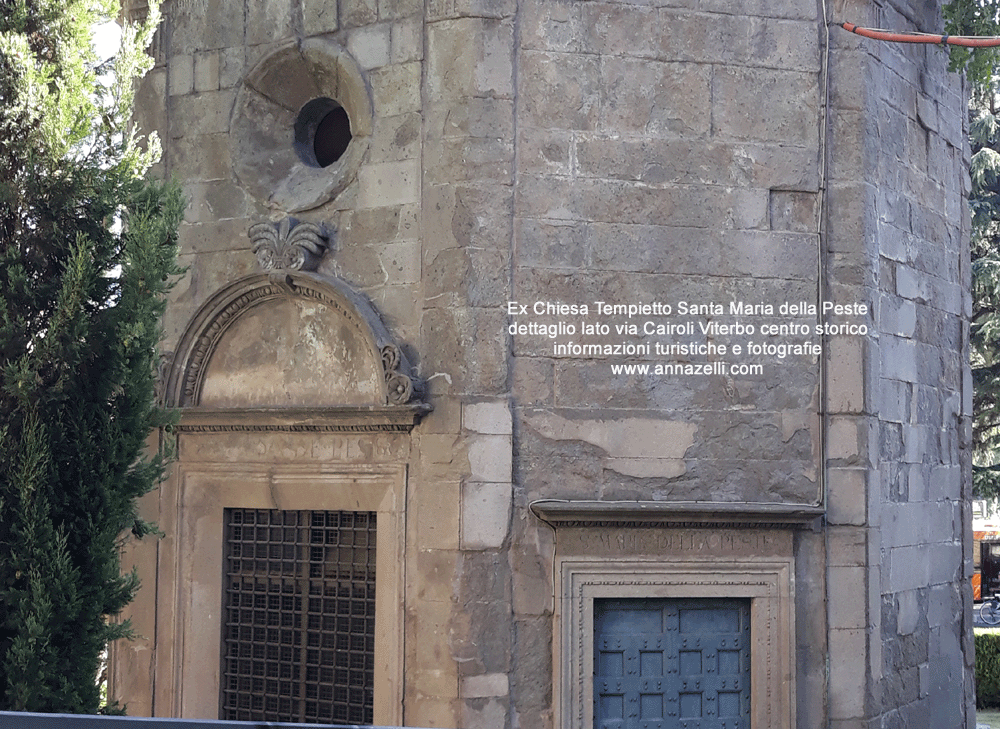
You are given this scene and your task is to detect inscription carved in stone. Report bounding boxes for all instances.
[179,432,409,463]
[561,528,791,557]
[249,218,331,271]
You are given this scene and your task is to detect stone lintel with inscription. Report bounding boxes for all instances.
[178,430,410,464]
[174,405,430,433]
[560,527,793,558]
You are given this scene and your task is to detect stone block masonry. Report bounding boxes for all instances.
[112,0,974,727]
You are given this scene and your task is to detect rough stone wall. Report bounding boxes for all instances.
[825,1,972,727]
[138,0,426,349]
[513,0,823,504]
[117,0,975,727]
[510,2,826,728]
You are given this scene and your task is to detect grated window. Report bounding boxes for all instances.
[221,509,376,724]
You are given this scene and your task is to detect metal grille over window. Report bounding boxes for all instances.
[221,509,376,724]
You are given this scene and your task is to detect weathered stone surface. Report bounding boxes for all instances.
[515,175,769,228]
[415,481,461,550]
[340,0,377,29]
[600,57,711,136]
[169,89,235,138]
[246,0,294,45]
[407,699,459,728]
[461,673,509,698]
[334,238,421,287]
[339,205,404,243]
[303,0,338,35]
[181,180,251,223]
[391,19,424,62]
[509,506,553,616]
[193,50,219,93]
[427,18,514,100]
[829,566,867,630]
[420,307,508,394]
[134,66,167,153]
[424,137,514,184]
[511,356,552,407]
[367,112,421,163]
[169,54,194,96]
[371,61,422,116]
[574,138,819,190]
[461,480,511,548]
[175,219,249,255]
[713,67,819,145]
[511,617,552,714]
[828,468,867,526]
[427,0,515,20]
[523,410,694,479]
[350,282,421,341]
[169,0,244,54]
[519,0,582,53]
[829,628,867,719]
[461,697,507,729]
[348,22,392,69]
[467,435,512,483]
[200,297,383,407]
[358,159,420,208]
[125,1,973,727]
[426,98,514,140]
[519,51,599,131]
[425,245,510,308]
[171,133,232,182]
[423,183,513,255]
[463,401,512,435]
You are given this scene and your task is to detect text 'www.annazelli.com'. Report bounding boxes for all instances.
[610,362,764,376]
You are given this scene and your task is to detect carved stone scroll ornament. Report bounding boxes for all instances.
[249,218,331,272]
[381,344,413,404]
[155,351,174,406]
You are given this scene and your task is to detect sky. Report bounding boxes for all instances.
[92,21,121,62]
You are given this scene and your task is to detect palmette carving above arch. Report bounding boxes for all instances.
[164,271,423,413]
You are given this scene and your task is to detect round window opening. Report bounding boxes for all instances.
[294,97,352,169]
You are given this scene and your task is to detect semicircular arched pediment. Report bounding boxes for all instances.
[164,272,417,410]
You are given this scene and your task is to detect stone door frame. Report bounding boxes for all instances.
[555,552,795,729]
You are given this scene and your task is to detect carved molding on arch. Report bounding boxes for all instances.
[163,271,423,411]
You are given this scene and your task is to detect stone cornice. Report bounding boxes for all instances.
[530,499,825,529]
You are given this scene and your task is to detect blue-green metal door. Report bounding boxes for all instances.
[594,598,750,729]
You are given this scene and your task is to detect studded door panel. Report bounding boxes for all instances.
[594,598,751,729]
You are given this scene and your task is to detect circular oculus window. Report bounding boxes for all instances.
[230,39,371,212]
[294,97,352,169]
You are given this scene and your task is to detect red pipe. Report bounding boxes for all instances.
[840,21,1000,47]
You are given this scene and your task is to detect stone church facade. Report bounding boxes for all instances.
[110,0,975,726]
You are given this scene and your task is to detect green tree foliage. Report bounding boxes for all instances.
[0,0,182,712]
[944,1,1000,497]
[969,108,1000,497]
[943,0,1000,105]
[975,631,1000,708]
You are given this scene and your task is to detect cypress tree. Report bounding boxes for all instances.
[944,1,1000,497]
[0,0,182,712]
[969,108,1000,498]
